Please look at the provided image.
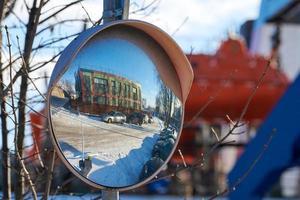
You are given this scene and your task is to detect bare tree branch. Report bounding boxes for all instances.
[39,0,83,25]
[5,24,38,200]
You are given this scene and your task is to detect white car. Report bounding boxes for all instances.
[102,111,126,124]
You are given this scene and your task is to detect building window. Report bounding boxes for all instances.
[124,84,127,97]
[111,80,117,95]
[83,75,91,93]
[118,99,122,106]
[85,95,92,103]
[117,81,122,96]
[112,98,117,106]
[130,101,133,108]
[112,81,122,96]
[124,84,130,98]
[94,78,108,94]
[97,96,106,105]
[125,100,130,108]
[133,87,138,100]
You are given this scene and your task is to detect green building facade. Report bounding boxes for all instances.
[75,68,142,114]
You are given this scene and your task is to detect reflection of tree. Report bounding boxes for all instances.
[60,79,75,97]
[155,82,174,127]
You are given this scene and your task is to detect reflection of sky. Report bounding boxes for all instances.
[63,38,160,107]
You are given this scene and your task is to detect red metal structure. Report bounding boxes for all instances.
[185,38,288,122]
[172,37,289,164]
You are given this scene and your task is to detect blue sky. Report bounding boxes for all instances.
[62,38,161,107]
[0,0,262,147]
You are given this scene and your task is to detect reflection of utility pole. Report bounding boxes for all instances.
[77,105,85,162]
[102,1,129,200]
[77,105,92,176]
[80,110,84,161]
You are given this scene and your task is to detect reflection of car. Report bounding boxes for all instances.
[143,114,149,124]
[146,113,153,123]
[127,112,146,126]
[102,111,126,123]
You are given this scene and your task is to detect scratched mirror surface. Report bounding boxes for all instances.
[49,27,183,188]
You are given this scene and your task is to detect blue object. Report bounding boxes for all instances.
[228,74,300,200]
[147,178,171,194]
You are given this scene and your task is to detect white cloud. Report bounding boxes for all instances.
[7,0,261,54]
[130,0,261,52]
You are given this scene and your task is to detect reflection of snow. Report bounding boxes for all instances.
[61,134,160,187]
[88,134,160,186]
[51,106,163,187]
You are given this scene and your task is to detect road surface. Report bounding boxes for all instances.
[50,107,164,187]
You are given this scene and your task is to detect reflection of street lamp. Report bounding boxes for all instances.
[77,105,93,176]
[81,112,84,161]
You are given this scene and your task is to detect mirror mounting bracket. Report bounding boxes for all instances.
[103,0,129,23]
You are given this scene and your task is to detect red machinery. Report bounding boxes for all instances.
[172,38,289,164]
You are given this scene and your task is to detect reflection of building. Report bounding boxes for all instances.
[51,86,65,98]
[75,68,142,114]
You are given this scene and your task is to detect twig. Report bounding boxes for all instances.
[178,149,187,167]
[172,16,189,36]
[5,25,38,200]
[80,2,94,26]
[210,127,220,142]
[208,130,276,200]
[16,36,47,101]
[130,0,160,15]
[210,59,272,153]
[39,0,83,25]
[152,57,273,199]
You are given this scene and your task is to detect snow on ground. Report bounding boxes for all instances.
[51,107,163,187]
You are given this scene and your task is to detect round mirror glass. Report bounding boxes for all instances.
[49,26,183,188]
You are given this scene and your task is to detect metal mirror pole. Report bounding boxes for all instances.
[102,190,120,200]
[102,1,129,199]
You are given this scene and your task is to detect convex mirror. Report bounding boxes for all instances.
[47,20,193,190]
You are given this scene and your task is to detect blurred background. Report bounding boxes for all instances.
[1,0,300,199]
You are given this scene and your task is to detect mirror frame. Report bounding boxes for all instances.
[47,20,194,191]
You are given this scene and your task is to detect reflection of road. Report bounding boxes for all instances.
[51,107,162,187]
